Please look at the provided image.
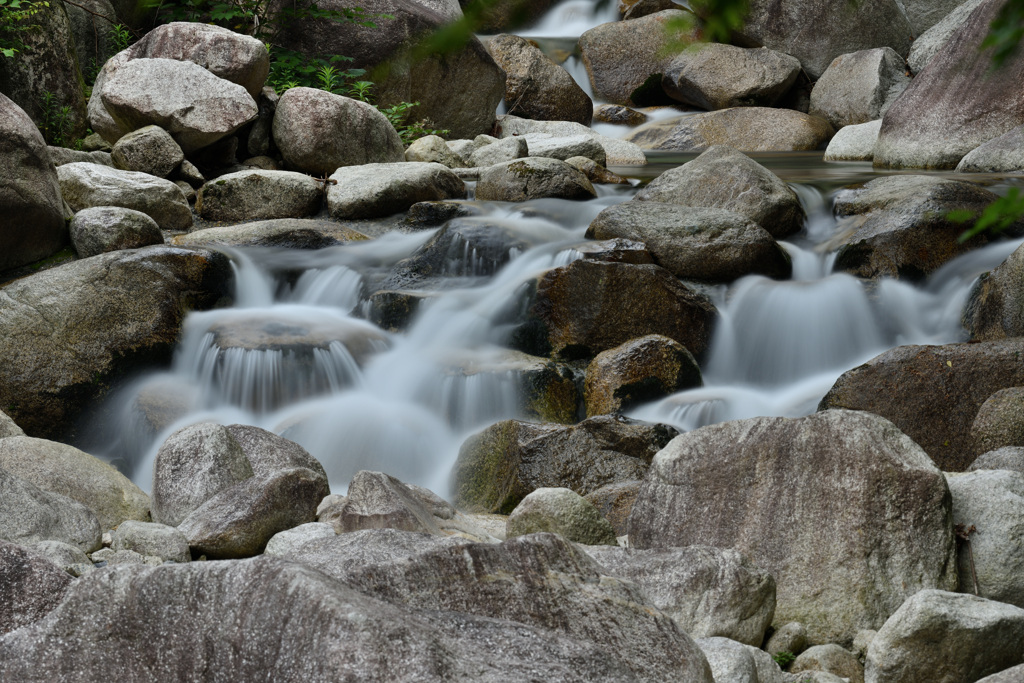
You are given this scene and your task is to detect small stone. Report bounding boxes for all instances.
[506,487,618,546]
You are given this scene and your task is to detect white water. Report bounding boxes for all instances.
[517,0,621,38]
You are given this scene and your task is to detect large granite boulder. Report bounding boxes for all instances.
[0,541,74,636]
[196,170,323,221]
[662,44,802,110]
[327,162,466,219]
[625,107,834,153]
[809,47,911,129]
[902,0,970,34]
[69,206,164,258]
[874,0,1024,169]
[907,0,986,74]
[0,94,68,272]
[819,340,1024,471]
[57,162,193,231]
[957,125,1024,173]
[0,245,231,440]
[0,469,102,552]
[629,410,957,645]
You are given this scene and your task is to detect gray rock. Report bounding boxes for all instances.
[496,115,648,166]
[593,104,648,126]
[0,540,73,636]
[0,436,150,531]
[853,629,878,658]
[46,147,114,167]
[273,87,405,175]
[65,0,117,93]
[564,156,631,185]
[957,125,1024,173]
[224,423,329,482]
[111,125,184,178]
[196,169,323,222]
[57,162,192,231]
[101,58,257,154]
[0,94,68,273]
[969,447,1024,474]
[89,547,162,566]
[633,145,805,239]
[0,468,102,552]
[946,469,1024,607]
[663,44,802,110]
[864,590,1024,683]
[468,136,529,167]
[972,387,1024,457]
[965,242,1024,342]
[745,645,790,683]
[625,108,835,153]
[810,48,911,129]
[327,162,466,219]
[977,665,1024,683]
[486,33,592,126]
[587,202,792,282]
[766,621,809,656]
[405,135,467,168]
[0,246,230,440]
[0,410,24,439]
[584,481,640,537]
[171,219,369,249]
[506,488,618,546]
[69,206,164,258]
[696,637,760,683]
[902,0,969,34]
[320,470,446,535]
[111,520,190,563]
[175,158,205,188]
[907,0,986,74]
[824,119,883,162]
[263,522,336,556]
[875,0,1024,169]
[475,157,596,202]
[629,410,958,645]
[792,644,865,683]
[585,545,776,646]
[28,540,92,575]
[522,135,607,166]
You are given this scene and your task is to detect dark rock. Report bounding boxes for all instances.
[964,241,1024,342]
[593,104,647,126]
[475,157,596,202]
[662,44,801,110]
[583,481,640,537]
[0,541,73,636]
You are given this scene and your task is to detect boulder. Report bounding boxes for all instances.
[468,136,529,167]
[625,107,834,153]
[111,520,190,563]
[64,0,118,85]
[969,447,1024,473]
[273,87,405,175]
[978,666,1024,683]
[510,260,717,360]
[0,469,102,552]
[405,134,467,167]
[728,0,913,79]
[864,590,1024,683]
[819,340,1024,471]
[321,470,447,535]
[564,156,631,185]
[69,206,163,258]
[327,162,466,219]
[696,637,760,683]
[101,58,257,154]
[583,481,640,537]
[832,174,998,279]
[629,410,958,645]
[907,0,986,74]
[809,48,910,129]
[662,44,801,110]
[823,119,882,161]
[964,241,1024,341]
[0,245,230,440]
[506,488,618,546]
[524,136,607,166]
[486,33,592,125]
[0,436,149,531]
[57,162,192,231]
[496,115,648,166]
[110,125,184,178]
[946,469,1024,607]
[263,522,336,556]
[766,621,808,656]
[972,387,1024,456]
[0,541,73,636]
[46,147,115,168]
[171,219,369,249]
[452,415,678,514]
[28,540,92,576]
[578,9,699,105]
[957,125,1024,173]
[474,157,596,202]
[633,145,805,238]
[0,410,24,439]
[0,94,68,272]
[195,169,323,222]
[902,0,970,34]
[791,644,865,683]
[583,334,702,416]
[586,202,792,282]
[585,545,777,646]
[874,0,1024,169]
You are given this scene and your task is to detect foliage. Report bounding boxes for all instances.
[378,100,449,146]
[981,0,1024,70]
[40,90,74,146]
[110,22,134,52]
[772,651,796,669]
[0,0,47,58]
[951,187,1024,243]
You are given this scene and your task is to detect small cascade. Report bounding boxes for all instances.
[517,0,621,38]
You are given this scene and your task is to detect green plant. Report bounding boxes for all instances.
[772,651,796,669]
[0,0,47,57]
[951,187,1024,243]
[378,100,449,146]
[40,90,74,146]
[110,22,134,52]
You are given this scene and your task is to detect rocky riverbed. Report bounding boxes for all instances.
[3,0,1024,681]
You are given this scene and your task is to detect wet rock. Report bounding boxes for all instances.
[810,48,911,129]
[0,436,149,531]
[586,545,777,646]
[511,260,717,360]
[403,200,479,227]
[57,162,192,231]
[696,637,759,683]
[593,104,647,126]
[273,87,405,175]
[969,447,1024,473]
[907,0,986,74]
[405,134,467,168]
[0,541,73,636]
[625,107,834,153]
[946,469,1024,607]
[824,119,882,162]
[327,162,466,219]
[792,644,865,683]
[832,175,997,280]
[766,621,809,656]
[583,334,702,416]
[111,124,184,178]
[957,125,1024,173]
[572,237,654,264]
[819,340,1024,472]
[69,206,164,258]
[0,469,102,552]
[172,219,369,249]
[496,115,648,166]
[0,94,68,273]
[263,522,336,556]
[468,136,529,167]
[578,9,699,106]
[564,156,631,185]
[0,245,231,440]
[629,410,957,645]
[864,590,1024,683]
[452,414,677,514]
[874,0,1024,169]
[475,157,596,202]
[196,169,323,222]
[506,488,618,546]
[583,481,640,537]
[634,145,805,238]
[662,44,801,110]
[971,387,1024,457]
[111,520,190,563]
[587,201,792,281]
[486,34,592,126]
